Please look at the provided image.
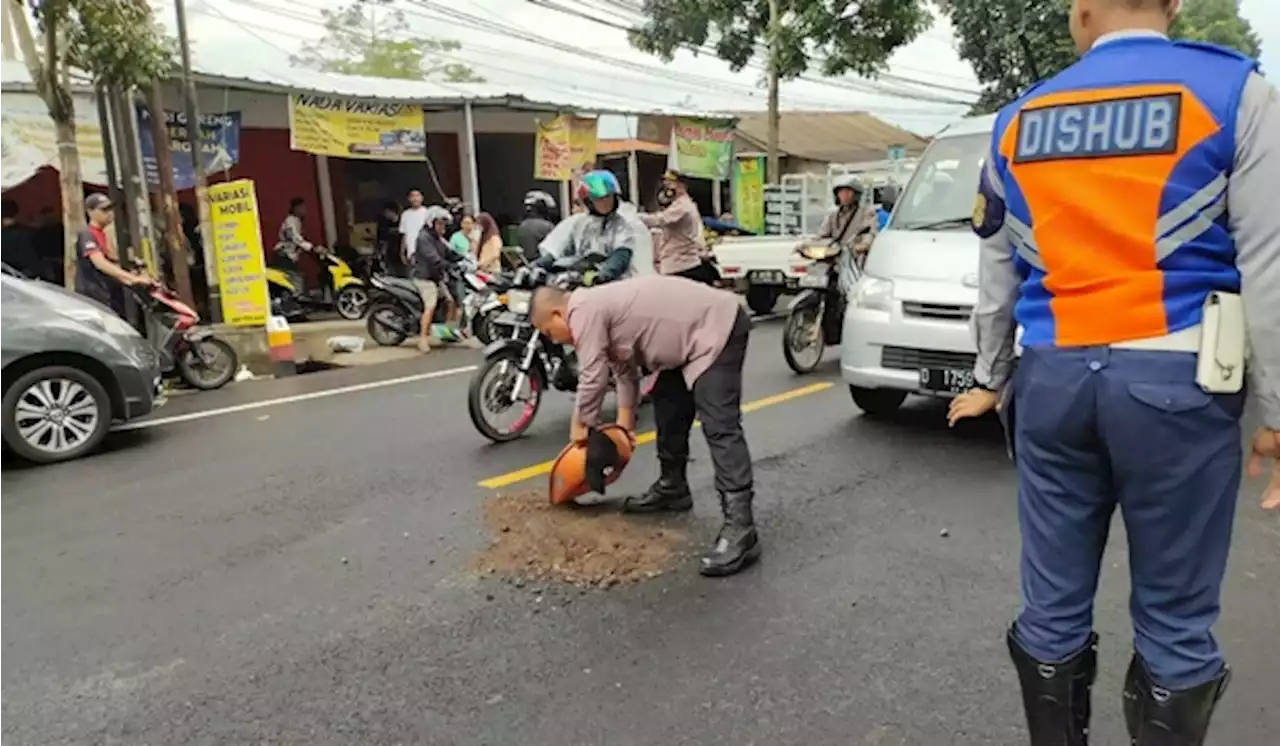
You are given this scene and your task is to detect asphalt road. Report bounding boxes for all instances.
[3,319,1277,745]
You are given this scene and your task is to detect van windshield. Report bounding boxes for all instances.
[891,132,989,231]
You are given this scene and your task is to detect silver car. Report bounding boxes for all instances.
[2,269,164,464]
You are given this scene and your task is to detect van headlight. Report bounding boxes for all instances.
[853,276,894,312]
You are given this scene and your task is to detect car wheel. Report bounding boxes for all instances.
[849,386,907,418]
[2,365,112,464]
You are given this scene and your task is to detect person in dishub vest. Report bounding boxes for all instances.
[948,0,1280,743]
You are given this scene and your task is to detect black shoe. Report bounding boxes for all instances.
[1007,627,1097,746]
[1123,655,1229,746]
[622,459,693,513]
[699,490,761,577]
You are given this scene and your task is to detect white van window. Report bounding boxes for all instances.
[891,132,989,231]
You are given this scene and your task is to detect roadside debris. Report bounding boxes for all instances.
[474,491,690,588]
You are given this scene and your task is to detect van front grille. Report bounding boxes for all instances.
[902,301,973,322]
[881,346,977,371]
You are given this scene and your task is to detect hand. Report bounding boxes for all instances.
[582,270,598,287]
[1246,427,1280,510]
[947,387,999,427]
[130,272,154,287]
[569,420,588,444]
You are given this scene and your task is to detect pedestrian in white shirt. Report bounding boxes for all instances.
[398,188,429,267]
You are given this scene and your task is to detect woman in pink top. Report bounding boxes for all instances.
[474,213,503,274]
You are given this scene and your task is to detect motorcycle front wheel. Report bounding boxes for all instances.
[335,285,370,320]
[782,304,825,374]
[177,337,238,390]
[367,303,410,347]
[468,348,545,443]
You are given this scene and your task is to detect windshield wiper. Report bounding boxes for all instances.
[900,217,972,231]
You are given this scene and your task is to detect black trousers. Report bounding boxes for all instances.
[673,259,721,287]
[653,308,753,494]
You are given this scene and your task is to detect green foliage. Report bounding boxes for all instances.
[291,0,484,82]
[944,0,1264,114]
[628,0,934,80]
[26,0,175,89]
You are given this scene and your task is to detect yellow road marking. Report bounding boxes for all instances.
[477,381,834,489]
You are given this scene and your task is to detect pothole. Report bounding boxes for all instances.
[474,491,691,589]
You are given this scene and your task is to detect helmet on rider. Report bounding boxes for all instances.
[524,190,557,220]
[577,169,622,216]
[424,205,451,234]
[831,175,864,207]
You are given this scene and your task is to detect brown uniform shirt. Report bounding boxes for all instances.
[640,194,708,275]
[566,275,742,426]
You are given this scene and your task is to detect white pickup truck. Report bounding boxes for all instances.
[710,235,808,315]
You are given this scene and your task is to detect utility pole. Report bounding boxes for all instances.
[174,0,219,321]
[146,82,195,308]
[765,0,781,185]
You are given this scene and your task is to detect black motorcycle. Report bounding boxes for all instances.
[466,264,657,443]
[365,263,507,347]
[782,227,869,374]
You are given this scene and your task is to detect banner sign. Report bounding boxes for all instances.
[136,106,241,190]
[209,179,270,327]
[1,92,108,188]
[733,156,765,234]
[673,118,735,181]
[534,115,598,181]
[288,95,425,161]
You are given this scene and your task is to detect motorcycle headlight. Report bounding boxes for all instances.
[506,289,532,315]
[62,307,142,338]
[853,276,894,312]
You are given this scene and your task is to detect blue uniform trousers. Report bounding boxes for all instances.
[1011,346,1244,690]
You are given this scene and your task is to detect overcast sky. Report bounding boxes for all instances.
[156,0,1278,136]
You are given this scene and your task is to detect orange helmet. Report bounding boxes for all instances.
[548,424,635,505]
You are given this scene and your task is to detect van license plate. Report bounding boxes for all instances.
[749,270,785,285]
[919,367,975,394]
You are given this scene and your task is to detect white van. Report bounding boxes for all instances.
[839,114,995,416]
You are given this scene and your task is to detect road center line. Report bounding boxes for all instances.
[477,380,835,490]
[118,364,479,430]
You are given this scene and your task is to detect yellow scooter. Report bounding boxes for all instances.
[265,247,369,321]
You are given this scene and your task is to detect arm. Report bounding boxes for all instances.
[593,248,633,283]
[569,304,613,432]
[1230,73,1280,430]
[971,149,1020,391]
[88,252,145,286]
[611,361,640,432]
[639,202,685,229]
[814,212,835,240]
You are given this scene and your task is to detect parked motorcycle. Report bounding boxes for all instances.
[266,248,369,321]
[130,274,238,390]
[782,228,868,374]
[365,263,507,347]
[467,265,657,443]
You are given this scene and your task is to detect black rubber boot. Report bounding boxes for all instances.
[699,490,761,577]
[622,459,693,513]
[1007,627,1098,746]
[1123,655,1230,746]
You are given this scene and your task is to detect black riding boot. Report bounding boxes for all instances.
[622,458,693,513]
[699,490,761,577]
[1007,627,1098,746]
[1123,655,1230,746]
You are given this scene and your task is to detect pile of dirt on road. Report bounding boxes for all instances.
[475,491,690,588]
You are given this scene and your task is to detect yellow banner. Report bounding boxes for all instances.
[534,115,597,180]
[288,95,425,161]
[209,179,270,327]
[2,92,108,188]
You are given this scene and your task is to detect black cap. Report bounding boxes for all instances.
[85,193,112,211]
[583,427,623,495]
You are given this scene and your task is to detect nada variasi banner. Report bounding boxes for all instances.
[534,115,597,181]
[136,106,241,190]
[673,118,735,181]
[1,92,108,188]
[288,94,426,161]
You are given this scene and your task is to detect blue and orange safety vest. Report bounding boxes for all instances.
[984,37,1257,348]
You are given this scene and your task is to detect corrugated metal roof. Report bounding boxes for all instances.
[734,110,929,163]
[1,58,732,118]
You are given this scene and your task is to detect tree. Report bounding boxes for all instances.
[944,0,1264,114]
[291,0,483,82]
[627,0,933,183]
[10,0,175,288]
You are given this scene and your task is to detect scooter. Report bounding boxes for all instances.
[782,228,869,374]
[128,271,238,390]
[365,263,507,347]
[265,247,369,321]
